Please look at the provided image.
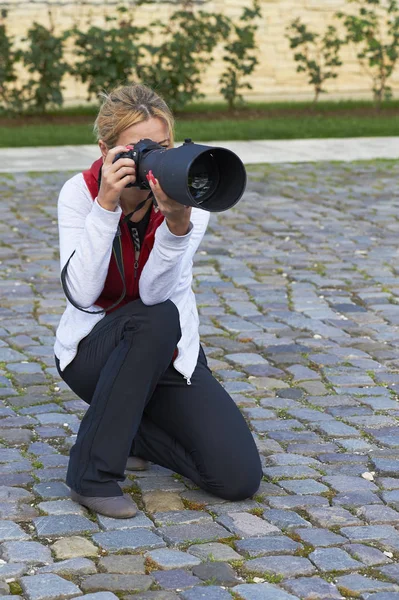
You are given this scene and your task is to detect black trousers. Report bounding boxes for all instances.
[55,299,262,499]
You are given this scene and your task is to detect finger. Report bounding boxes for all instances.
[148,177,167,203]
[109,158,135,174]
[112,165,136,179]
[115,174,136,189]
[104,146,132,167]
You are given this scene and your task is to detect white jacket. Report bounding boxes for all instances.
[54,172,210,383]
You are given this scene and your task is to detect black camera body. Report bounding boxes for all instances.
[113,137,246,213]
[114,139,166,189]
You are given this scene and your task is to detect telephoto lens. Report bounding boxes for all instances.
[113,138,246,213]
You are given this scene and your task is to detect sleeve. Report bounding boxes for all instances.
[58,174,122,309]
[139,208,210,306]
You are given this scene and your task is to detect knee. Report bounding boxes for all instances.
[218,468,263,502]
[131,300,181,343]
[146,300,180,333]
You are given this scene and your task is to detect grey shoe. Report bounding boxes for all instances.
[126,456,149,471]
[70,489,137,519]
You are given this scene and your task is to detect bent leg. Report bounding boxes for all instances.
[134,350,262,501]
[58,299,181,497]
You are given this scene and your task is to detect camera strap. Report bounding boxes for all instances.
[61,192,154,315]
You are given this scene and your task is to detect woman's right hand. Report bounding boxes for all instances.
[97,146,136,211]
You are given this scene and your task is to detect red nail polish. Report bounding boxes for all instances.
[126,145,134,150]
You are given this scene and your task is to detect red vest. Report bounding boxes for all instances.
[83,158,165,313]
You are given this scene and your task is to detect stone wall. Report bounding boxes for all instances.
[2,0,399,104]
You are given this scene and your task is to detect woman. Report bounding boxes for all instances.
[54,83,262,519]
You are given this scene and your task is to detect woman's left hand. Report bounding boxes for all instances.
[147,170,192,236]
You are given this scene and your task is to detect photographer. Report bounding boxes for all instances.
[54,83,262,518]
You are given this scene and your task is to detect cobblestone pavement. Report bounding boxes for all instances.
[1,161,399,599]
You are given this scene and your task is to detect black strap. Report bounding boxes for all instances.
[61,193,154,314]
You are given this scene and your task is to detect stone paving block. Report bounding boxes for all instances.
[81,574,153,593]
[153,511,212,526]
[207,500,260,515]
[0,448,24,462]
[37,499,87,516]
[32,482,70,499]
[1,540,53,565]
[0,486,34,505]
[51,536,99,559]
[38,557,97,576]
[333,491,382,507]
[345,543,392,566]
[20,573,82,600]
[263,465,317,479]
[0,500,39,521]
[282,576,343,599]
[340,525,399,542]
[187,542,242,562]
[158,523,231,546]
[362,594,399,600]
[216,512,280,537]
[322,475,378,492]
[0,519,29,541]
[135,477,185,494]
[77,595,119,600]
[335,574,399,595]
[313,420,360,437]
[244,555,316,577]
[263,509,312,529]
[305,505,363,528]
[278,479,329,495]
[93,529,166,552]
[234,535,301,557]
[0,561,29,580]
[33,514,99,537]
[268,495,329,510]
[225,582,300,600]
[145,548,201,570]
[381,490,399,508]
[357,505,399,524]
[293,527,347,547]
[309,546,363,571]
[192,561,240,586]
[0,582,10,596]
[124,592,178,599]
[266,453,320,466]
[152,569,200,590]
[142,491,185,513]
[180,587,232,600]
[97,511,152,530]
[98,555,145,574]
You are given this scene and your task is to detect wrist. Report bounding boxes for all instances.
[166,216,191,236]
[97,195,119,212]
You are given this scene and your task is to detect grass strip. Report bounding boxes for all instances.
[0,113,398,147]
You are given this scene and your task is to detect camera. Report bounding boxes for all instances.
[113,138,246,213]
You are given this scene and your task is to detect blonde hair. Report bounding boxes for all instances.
[94,84,175,148]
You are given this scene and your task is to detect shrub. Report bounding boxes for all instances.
[137,3,230,112]
[219,0,262,110]
[337,0,399,107]
[18,18,69,112]
[69,6,146,102]
[0,17,18,113]
[286,18,344,103]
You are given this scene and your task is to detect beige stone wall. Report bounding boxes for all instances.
[2,0,399,104]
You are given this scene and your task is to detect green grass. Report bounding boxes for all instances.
[1,99,398,146]
[42,98,399,116]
